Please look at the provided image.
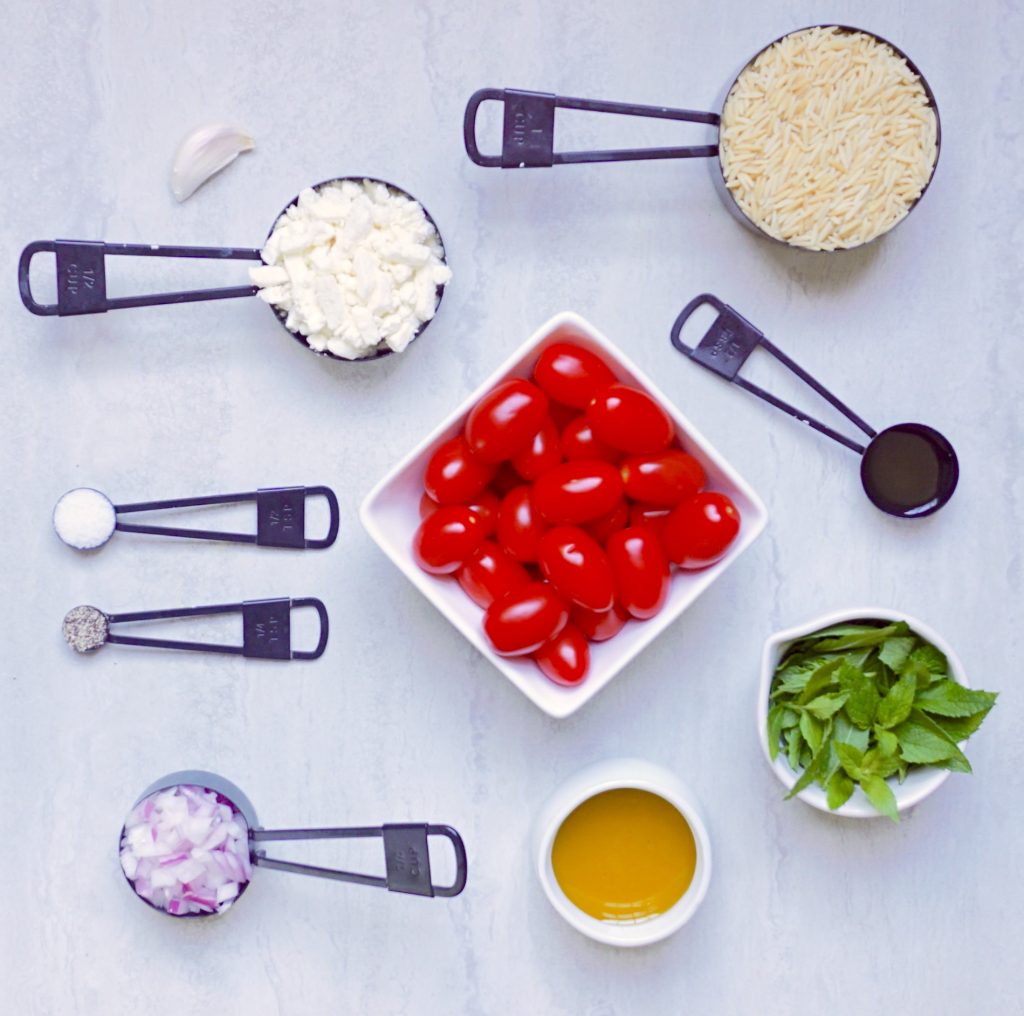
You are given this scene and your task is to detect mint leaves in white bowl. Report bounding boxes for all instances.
[758,608,997,821]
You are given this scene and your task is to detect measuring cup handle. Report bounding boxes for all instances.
[17,239,262,316]
[464,88,719,168]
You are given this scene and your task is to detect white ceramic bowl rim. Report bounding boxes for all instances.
[535,760,712,947]
[758,606,969,818]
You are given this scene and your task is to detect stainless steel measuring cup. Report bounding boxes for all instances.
[120,771,467,918]
[464,24,941,251]
[18,177,448,361]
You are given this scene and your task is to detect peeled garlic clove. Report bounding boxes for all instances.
[171,124,255,202]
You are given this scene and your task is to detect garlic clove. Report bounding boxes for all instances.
[171,124,255,202]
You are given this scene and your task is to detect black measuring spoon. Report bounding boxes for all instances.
[52,485,339,551]
[61,597,329,659]
[464,24,940,252]
[120,771,467,918]
[670,294,958,518]
[17,176,448,361]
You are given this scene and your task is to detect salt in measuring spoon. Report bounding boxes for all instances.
[120,770,468,918]
[52,485,339,550]
[61,597,329,660]
[17,176,448,362]
[669,294,959,518]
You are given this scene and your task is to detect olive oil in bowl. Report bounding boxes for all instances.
[551,788,697,924]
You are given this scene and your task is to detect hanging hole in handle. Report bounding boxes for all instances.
[18,242,59,315]
[427,825,468,898]
[287,598,329,660]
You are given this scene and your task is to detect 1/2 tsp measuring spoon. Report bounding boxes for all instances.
[669,294,959,518]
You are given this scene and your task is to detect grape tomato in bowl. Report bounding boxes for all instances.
[360,312,768,718]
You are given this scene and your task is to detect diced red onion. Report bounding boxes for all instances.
[120,784,251,916]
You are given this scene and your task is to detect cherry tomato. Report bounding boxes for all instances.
[457,541,531,608]
[628,503,671,543]
[497,485,548,563]
[606,527,670,620]
[587,384,674,455]
[483,582,569,656]
[511,416,562,481]
[572,602,630,642]
[413,507,487,575]
[491,462,524,497]
[560,417,620,464]
[663,492,741,569]
[621,450,705,506]
[548,400,580,432]
[583,500,629,544]
[534,624,590,685]
[420,490,499,537]
[538,526,615,612]
[532,460,624,525]
[533,342,617,409]
[465,379,549,463]
[423,435,496,505]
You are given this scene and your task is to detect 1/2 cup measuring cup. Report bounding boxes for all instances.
[464,25,940,251]
[18,176,448,361]
[120,771,467,918]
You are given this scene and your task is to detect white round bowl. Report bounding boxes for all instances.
[532,758,712,947]
[758,607,970,818]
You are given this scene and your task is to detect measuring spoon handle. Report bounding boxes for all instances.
[464,88,719,168]
[18,239,261,316]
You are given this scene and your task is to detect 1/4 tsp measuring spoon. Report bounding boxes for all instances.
[669,294,959,518]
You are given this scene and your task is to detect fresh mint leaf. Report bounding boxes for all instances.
[894,714,970,771]
[875,727,899,757]
[838,663,880,729]
[781,708,800,729]
[931,708,993,743]
[860,775,899,822]
[799,711,824,754]
[767,705,785,761]
[786,726,804,772]
[909,709,973,773]
[833,714,870,752]
[860,748,901,779]
[786,741,829,799]
[810,622,907,652]
[805,692,849,721]
[876,672,916,729]
[826,771,855,810]
[914,681,998,719]
[795,658,844,704]
[835,743,866,780]
[879,636,916,672]
[900,643,948,679]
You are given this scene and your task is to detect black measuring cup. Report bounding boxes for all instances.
[464,24,940,251]
[18,176,448,361]
[670,295,958,518]
[120,771,467,918]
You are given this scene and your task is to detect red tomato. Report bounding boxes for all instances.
[628,503,672,543]
[483,582,569,656]
[587,384,674,455]
[465,379,549,463]
[583,500,629,544]
[457,541,531,608]
[491,462,524,497]
[663,492,741,569]
[423,435,497,505]
[606,527,670,620]
[548,400,580,432]
[511,416,562,481]
[537,526,615,612]
[534,624,590,685]
[413,507,487,575]
[497,485,548,563]
[420,490,498,538]
[533,342,617,409]
[621,450,705,506]
[572,602,630,642]
[560,417,620,464]
[532,460,624,525]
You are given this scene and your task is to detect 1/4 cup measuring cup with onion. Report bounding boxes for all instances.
[120,771,467,918]
[464,24,940,252]
[18,176,449,361]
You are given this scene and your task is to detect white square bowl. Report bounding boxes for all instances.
[359,312,767,717]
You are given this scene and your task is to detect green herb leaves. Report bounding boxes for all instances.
[768,620,997,821]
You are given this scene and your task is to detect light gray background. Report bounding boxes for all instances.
[2,2,1021,1014]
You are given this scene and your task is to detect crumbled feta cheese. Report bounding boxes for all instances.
[253,179,450,359]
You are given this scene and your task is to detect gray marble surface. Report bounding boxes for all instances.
[2,2,1021,1014]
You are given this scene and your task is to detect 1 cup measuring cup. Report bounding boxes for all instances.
[669,294,959,518]
[464,24,940,252]
[119,771,467,918]
[18,176,448,361]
